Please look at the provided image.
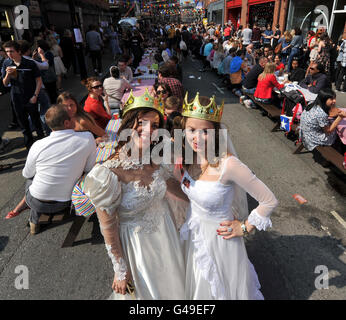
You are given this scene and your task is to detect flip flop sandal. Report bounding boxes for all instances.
[5,210,22,219]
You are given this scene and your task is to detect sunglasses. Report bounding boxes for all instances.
[310,67,316,70]
[92,85,103,89]
[157,90,166,94]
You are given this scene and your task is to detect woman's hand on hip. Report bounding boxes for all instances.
[217,220,243,239]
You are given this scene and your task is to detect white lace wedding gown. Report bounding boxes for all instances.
[83,158,185,300]
[180,156,278,300]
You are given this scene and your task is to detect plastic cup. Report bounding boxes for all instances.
[138,78,142,84]
[9,66,17,78]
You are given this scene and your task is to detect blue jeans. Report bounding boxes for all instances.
[242,87,256,95]
[287,47,300,72]
[254,97,272,104]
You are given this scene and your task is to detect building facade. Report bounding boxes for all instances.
[286,0,345,41]
[206,0,224,25]
[0,0,23,42]
[225,0,286,30]
[223,0,345,41]
[0,0,112,42]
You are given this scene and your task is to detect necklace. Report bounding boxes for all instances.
[188,163,208,180]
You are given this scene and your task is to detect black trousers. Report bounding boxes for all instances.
[335,65,346,92]
[44,81,58,104]
[12,95,45,150]
[89,50,102,73]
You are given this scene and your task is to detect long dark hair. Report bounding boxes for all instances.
[111,107,165,161]
[57,91,96,124]
[307,88,336,113]
[172,96,223,169]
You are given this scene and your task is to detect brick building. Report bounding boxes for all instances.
[205,0,345,42]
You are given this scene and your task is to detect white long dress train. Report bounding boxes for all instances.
[180,156,278,300]
[83,158,185,300]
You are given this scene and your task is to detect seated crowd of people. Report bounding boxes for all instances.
[1,21,345,234]
[189,22,346,159]
[1,29,186,232]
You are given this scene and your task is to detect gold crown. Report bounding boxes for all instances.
[182,92,224,123]
[122,88,164,117]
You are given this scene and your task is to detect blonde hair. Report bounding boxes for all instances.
[258,63,276,81]
[284,31,292,42]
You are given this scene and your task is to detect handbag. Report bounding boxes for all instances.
[280,114,293,132]
[179,40,187,51]
[280,97,300,132]
[274,42,282,54]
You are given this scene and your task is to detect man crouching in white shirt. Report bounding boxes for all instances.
[22,104,96,234]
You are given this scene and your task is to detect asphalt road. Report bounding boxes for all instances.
[0,54,345,300]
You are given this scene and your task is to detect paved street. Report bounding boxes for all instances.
[0,53,345,300]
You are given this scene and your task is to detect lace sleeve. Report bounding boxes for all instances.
[220,156,279,231]
[83,165,127,280]
[96,208,128,281]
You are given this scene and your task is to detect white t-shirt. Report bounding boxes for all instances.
[119,66,133,83]
[242,28,253,45]
[23,130,96,201]
[103,77,131,104]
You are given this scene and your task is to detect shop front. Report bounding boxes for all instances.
[247,0,275,28]
[207,0,224,25]
[226,0,241,27]
[286,0,346,42]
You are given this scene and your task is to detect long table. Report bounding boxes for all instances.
[122,79,156,103]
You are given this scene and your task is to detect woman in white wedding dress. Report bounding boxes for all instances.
[176,93,279,300]
[83,91,186,299]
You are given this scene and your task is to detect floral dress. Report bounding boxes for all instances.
[300,105,336,151]
[316,42,331,75]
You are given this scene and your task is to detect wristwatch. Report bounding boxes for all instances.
[241,222,249,237]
